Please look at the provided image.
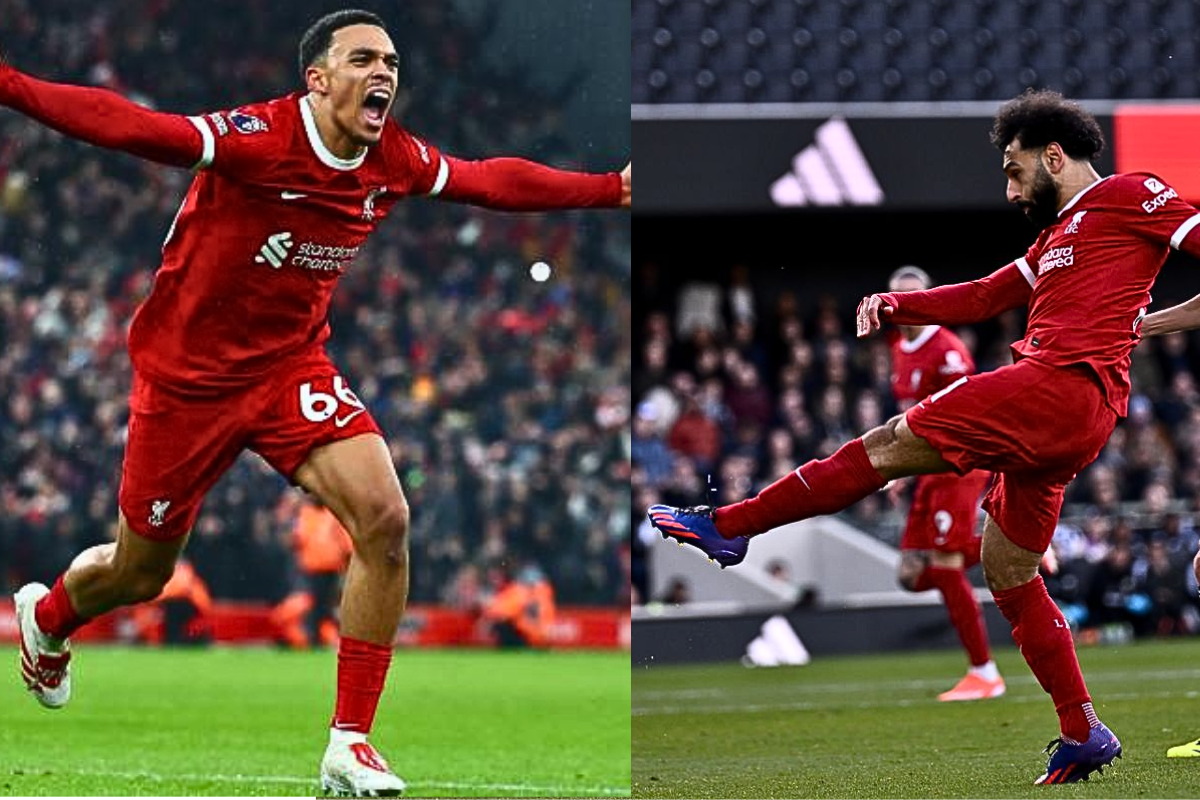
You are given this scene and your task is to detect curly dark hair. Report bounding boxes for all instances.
[990,89,1105,162]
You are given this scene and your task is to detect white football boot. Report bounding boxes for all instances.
[14,582,72,708]
[320,732,406,797]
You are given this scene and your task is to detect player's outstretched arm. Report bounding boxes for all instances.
[0,61,203,168]
[439,156,625,211]
[1141,295,1200,336]
[856,262,1032,339]
[621,162,631,208]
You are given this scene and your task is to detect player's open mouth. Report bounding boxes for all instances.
[361,88,391,129]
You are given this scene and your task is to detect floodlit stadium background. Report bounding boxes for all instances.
[0,0,631,646]
[633,0,1200,664]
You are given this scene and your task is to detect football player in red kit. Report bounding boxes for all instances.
[885,266,1001,702]
[650,89,1200,783]
[6,9,629,797]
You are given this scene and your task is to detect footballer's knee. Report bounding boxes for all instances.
[980,517,1040,592]
[348,495,410,567]
[863,414,948,480]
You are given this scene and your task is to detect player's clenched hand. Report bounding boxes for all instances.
[855,294,893,338]
[621,162,631,208]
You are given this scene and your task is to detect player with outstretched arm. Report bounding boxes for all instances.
[6,9,629,797]
[649,89,1200,784]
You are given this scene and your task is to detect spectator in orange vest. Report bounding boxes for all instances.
[483,563,556,648]
[131,558,213,645]
[281,497,354,647]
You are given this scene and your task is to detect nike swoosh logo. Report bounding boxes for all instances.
[280,191,308,200]
[334,409,365,428]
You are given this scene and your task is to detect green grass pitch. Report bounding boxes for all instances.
[2,646,630,797]
[634,638,1200,798]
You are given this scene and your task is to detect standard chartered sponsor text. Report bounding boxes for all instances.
[293,241,361,272]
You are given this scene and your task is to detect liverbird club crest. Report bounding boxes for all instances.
[362,186,387,220]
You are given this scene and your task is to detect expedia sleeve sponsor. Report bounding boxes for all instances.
[1142,186,1179,214]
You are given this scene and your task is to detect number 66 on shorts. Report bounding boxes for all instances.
[119,352,382,540]
[300,376,366,428]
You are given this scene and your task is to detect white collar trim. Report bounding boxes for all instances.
[1058,175,1110,217]
[899,325,940,353]
[300,94,367,171]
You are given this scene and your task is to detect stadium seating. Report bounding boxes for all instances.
[634,0,1200,103]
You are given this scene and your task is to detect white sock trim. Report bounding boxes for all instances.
[968,660,1000,682]
[329,727,368,746]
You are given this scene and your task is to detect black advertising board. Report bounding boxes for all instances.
[634,104,1119,213]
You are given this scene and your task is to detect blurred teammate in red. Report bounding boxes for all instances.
[651,89,1200,783]
[6,8,630,796]
[885,265,1001,702]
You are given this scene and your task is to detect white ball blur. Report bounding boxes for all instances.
[529,261,552,282]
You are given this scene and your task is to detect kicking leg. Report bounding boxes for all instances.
[716,413,950,537]
[648,414,953,562]
[293,433,408,797]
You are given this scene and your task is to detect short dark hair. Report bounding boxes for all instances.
[299,9,386,81]
[990,88,1105,162]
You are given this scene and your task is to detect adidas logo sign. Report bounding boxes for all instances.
[254,231,293,268]
[769,117,884,207]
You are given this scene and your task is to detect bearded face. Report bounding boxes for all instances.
[1016,159,1061,232]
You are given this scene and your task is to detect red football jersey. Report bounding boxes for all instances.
[126,92,445,391]
[1009,172,1200,415]
[889,325,974,409]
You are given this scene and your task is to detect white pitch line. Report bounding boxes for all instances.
[635,666,1200,703]
[634,688,1200,717]
[9,768,631,797]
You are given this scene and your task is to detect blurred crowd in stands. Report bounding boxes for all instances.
[633,263,1200,638]
[0,0,631,608]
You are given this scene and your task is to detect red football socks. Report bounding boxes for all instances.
[993,575,1095,741]
[925,566,991,667]
[34,576,87,641]
[714,438,886,538]
[331,636,394,734]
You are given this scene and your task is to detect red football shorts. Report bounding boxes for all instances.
[905,358,1117,554]
[119,347,382,540]
[899,470,992,567]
